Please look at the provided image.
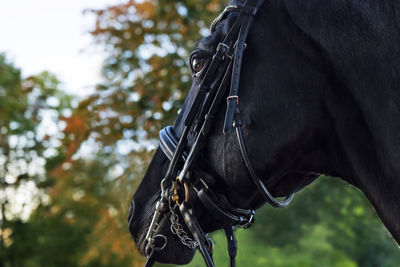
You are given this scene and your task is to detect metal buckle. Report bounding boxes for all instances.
[238,210,255,229]
[227,95,239,105]
[217,42,230,60]
[217,42,230,51]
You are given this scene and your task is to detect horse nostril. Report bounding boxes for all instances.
[128,199,135,226]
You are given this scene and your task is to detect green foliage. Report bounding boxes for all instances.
[0,54,74,265]
[158,178,399,267]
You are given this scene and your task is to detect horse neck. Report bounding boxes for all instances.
[325,66,400,245]
[284,0,400,244]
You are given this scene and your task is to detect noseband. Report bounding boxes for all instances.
[144,1,294,266]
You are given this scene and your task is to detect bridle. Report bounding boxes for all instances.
[143,1,294,266]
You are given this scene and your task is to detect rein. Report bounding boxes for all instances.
[144,1,294,266]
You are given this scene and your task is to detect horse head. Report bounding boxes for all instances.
[128,1,337,264]
[129,0,400,265]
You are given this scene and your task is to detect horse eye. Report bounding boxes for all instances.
[191,58,206,74]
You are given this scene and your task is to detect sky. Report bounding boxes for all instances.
[0,0,124,219]
[0,0,121,97]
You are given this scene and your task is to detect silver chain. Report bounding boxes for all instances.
[169,201,198,249]
[145,179,198,251]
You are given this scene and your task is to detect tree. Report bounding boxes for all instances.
[0,54,73,266]
[26,1,228,265]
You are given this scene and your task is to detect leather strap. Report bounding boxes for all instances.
[144,256,155,267]
[234,123,294,207]
[223,17,251,135]
[180,204,215,267]
[197,187,255,226]
[224,0,266,135]
[224,226,237,267]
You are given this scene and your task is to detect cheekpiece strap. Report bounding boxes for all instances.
[223,0,266,135]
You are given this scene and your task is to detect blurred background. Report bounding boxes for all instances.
[1,0,399,266]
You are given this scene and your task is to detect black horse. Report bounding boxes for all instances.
[129,0,400,265]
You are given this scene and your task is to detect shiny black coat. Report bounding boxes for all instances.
[129,0,400,264]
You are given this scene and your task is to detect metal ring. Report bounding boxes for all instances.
[172,180,190,204]
[153,234,168,251]
[184,182,189,203]
[172,180,180,205]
